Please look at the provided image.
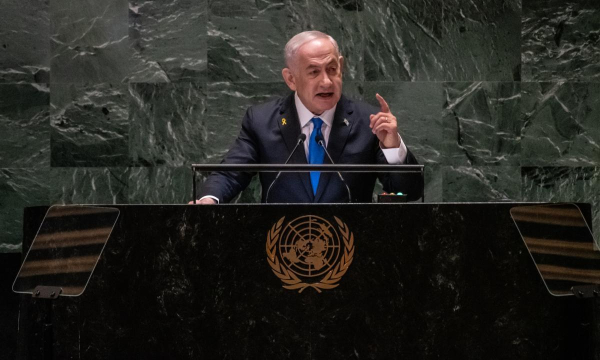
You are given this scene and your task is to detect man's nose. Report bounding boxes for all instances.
[319,72,332,86]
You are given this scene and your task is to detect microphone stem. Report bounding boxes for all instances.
[265,137,304,203]
[318,140,352,203]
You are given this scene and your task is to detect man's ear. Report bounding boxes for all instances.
[339,56,344,74]
[282,68,297,91]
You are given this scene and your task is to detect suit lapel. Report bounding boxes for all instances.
[277,93,314,201]
[315,96,354,202]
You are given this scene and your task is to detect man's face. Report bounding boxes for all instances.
[282,39,344,115]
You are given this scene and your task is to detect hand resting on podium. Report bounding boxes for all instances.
[188,198,217,205]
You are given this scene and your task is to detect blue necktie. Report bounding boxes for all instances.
[309,117,325,195]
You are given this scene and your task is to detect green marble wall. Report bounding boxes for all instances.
[1,0,599,251]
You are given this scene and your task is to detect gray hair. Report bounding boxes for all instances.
[284,31,340,69]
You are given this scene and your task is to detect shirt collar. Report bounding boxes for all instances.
[294,92,336,129]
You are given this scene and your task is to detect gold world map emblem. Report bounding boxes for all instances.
[266,215,355,293]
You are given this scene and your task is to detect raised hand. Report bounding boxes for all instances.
[369,93,400,148]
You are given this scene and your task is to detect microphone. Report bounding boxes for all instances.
[315,134,352,203]
[265,133,307,203]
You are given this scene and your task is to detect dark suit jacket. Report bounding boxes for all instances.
[200,93,423,203]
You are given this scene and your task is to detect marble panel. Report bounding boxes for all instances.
[522,0,600,81]
[50,83,130,167]
[0,0,50,83]
[207,0,307,82]
[302,0,364,81]
[204,82,288,161]
[0,168,51,252]
[364,81,444,164]
[128,166,192,204]
[441,0,521,81]
[363,0,520,81]
[442,166,522,202]
[443,82,522,166]
[522,167,588,202]
[363,0,444,81]
[522,166,600,240]
[424,164,443,202]
[0,84,50,168]
[49,167,129,204]
[129,82,206,166]
[521,82,600,166]
[207,0,362,82]
[129,0,207,82]
[50,0,129,84]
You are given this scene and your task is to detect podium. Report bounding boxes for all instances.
[16,203,599,359]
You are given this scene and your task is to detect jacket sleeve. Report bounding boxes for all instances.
[377,145,424,202]
[199,107,259,203]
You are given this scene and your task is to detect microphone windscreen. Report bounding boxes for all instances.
[299,133,307,142]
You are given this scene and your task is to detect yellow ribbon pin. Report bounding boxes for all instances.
[281,118,287,125]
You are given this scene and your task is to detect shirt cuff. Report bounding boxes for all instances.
[199,195,220,204]
[380,134,408,164]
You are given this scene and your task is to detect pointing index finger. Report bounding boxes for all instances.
[376,93,390,113]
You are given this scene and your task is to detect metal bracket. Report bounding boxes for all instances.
[571,285,600,299]
[32,286,63,299]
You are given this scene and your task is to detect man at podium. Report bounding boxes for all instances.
[194,31,423,204]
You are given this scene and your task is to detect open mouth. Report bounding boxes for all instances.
[316,92,334,98]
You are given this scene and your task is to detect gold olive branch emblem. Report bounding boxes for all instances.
[266,216,355,293]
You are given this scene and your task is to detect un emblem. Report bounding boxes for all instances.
[266,215,355,293]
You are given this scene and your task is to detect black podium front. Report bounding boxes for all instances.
[17,203,599,359]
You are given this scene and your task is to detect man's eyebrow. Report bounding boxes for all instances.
[305,59,337,69]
